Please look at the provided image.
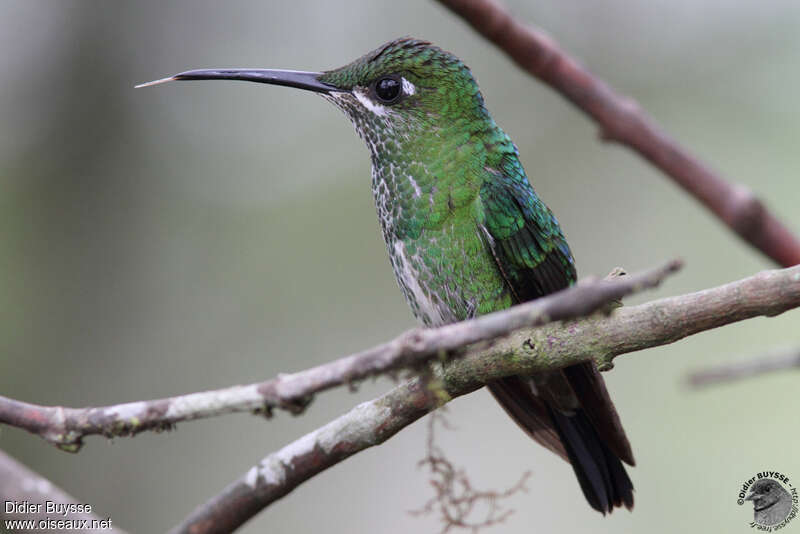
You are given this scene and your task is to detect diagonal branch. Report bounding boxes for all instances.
[0,449,126,533]
[0,261,680,452]
[687,347,800,387]
[436,0,800,267]
[171,265,800,534]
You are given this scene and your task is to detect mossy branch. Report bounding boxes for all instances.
[171,264,800,534]
[0,261,679,452]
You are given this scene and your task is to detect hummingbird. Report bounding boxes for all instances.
[138,38,634,513]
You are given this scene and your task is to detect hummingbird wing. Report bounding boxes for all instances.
[478,163,634,512]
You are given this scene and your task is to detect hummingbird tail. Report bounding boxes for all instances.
[488,373,634,514]
[546,405,634,513]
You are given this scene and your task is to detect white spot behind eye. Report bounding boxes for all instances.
[401,77,416,96]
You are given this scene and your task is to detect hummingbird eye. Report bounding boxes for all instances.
[372,76,402,104]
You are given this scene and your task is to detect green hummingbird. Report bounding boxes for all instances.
[139,38,634,513]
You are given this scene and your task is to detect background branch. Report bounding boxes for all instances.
[0,450,126,533]
[687,347,800,387]
[0,261,679,452]
[437,0,800,267]
[171,265,800,534]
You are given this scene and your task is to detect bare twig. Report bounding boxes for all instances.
[170,265,800,534]
[0,449,125,533]
[0,261,680,452]
[687,347,800,387]
[411,411,529,533]
[436,0,800,267]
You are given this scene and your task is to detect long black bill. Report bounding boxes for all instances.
[135,68,343,94]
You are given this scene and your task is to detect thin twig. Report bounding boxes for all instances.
[170,265,800,534]
[687,348,800,387]
[436,0,800,267]
[411,411,529,533]
[0,450,126,533]
[0,261,680,452]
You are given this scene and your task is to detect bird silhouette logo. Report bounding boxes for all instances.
[747,479,792,526]
[737,472,798,530]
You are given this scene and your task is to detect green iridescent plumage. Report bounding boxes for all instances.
[151,37,633,514]
[319,39,632,514]
[320,39,576,325]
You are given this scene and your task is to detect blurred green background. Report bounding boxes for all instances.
[1,1,798,533]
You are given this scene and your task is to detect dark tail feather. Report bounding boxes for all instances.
[547,406,634,513]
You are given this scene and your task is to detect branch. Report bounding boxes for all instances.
[436,0,800,267]
[0,261,680,452]
[687,347,800,387]
[171,265,800,534]
[0,449,125,533]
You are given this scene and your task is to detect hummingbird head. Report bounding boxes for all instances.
[315,38,490,147]
[138,38,508,242]
[137,38,495,163]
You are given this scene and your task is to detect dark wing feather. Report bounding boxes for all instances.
[479,161,634,512]
[479,173,575,298]
[488,376,568,461]
[562,362,635,466]
[479,170,577,461]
